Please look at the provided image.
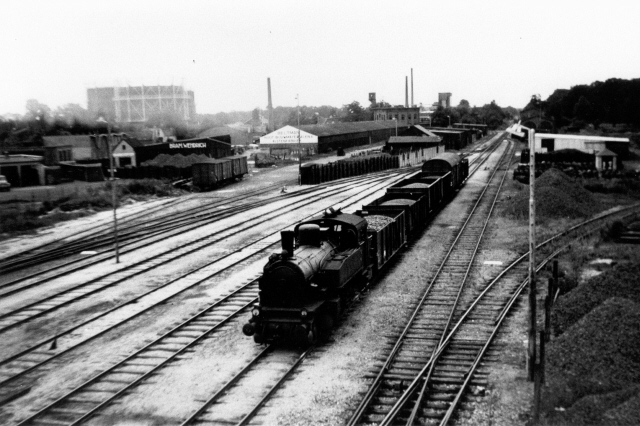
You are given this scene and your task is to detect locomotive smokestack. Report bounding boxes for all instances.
[411,68,414,107]
[281,230,294,257]
[267,77,273,132]
[405,76,408,108]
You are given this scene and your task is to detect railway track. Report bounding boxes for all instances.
[0,172,409,332]
[0,170,416,408]
[180,346,310,426]
[0,181,299,279]
[347,140,515,425]
[348,191,640,421]
[0,137,505,421]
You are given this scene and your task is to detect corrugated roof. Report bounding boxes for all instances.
[197,126,243,138]
[43,135,93,148]
[411,125,439,137]
[293,120,400,137]
[388,136,442,144]
[537,133,629,142]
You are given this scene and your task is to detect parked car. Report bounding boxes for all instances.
[0,175,11,192]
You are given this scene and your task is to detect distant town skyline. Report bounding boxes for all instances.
[2,0,639,116]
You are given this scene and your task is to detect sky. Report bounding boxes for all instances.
[1,0,639,116]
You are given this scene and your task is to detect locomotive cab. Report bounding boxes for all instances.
[243,210,371,345]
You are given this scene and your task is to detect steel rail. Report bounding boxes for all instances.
[15,282,260,426]
[0,170,414,395]
[347,138,511,425]
[404,141,514,425]
[0,172,405,333]
[374,203,640,426]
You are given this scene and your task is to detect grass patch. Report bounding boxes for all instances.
[0,179,184,238]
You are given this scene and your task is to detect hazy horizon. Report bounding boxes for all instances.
[2,0,639,116]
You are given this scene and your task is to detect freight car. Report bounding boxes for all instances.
[242,152,469,345]
[191,155,248,189]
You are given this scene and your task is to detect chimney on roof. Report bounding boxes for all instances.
[405,76,408,108]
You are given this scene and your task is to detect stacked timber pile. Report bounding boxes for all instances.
[502,168,602,220]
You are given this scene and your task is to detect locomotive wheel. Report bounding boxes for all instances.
[253,333,265,344]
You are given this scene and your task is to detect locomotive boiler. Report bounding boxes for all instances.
[243,208,370,344]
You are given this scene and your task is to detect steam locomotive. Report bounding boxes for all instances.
[242,153,469,344]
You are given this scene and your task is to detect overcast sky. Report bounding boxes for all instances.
[2,0,639,116]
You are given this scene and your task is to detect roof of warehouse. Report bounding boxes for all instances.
[536,133,629,142]
[43,135,93,147]
[429,129,464,134]
[197,126,244,138]
[412,125,439,137]
[388,136,442,144]
[292,120,399,137]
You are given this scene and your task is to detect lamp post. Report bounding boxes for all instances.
[97,117,120,263]
[447,115,451,127]
[507,121,536,381]
[393,117,397,136]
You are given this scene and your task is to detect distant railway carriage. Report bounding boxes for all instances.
[243,152,469,345]
[421,152,468,191]
[191,155,248,189]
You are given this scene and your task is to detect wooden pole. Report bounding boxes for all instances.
[528,128,536,381]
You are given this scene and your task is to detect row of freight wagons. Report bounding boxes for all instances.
[301,154,400,185]
[357,153,469,272]
[191,155,248,189]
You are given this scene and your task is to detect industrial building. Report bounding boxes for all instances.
[260,121,402,155]
[372,106,421,126]
[534,133,630,158]
[385,136,445,167]
[87,85,196,123]
[134,137,232,164]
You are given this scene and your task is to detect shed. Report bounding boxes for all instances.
[595,148,618,171]
[0,154,45,187]
[112,140,138,167]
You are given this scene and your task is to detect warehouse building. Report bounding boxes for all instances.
[260,121,403,155]
[372,106,421,125]
[385,135,445,167]
[134,136,232,164]
[0,154,45,186]
[534,133,630,158]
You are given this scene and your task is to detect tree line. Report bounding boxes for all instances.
[522,78,640,133]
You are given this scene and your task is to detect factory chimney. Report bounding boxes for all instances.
[405,76,408,108]
[411,68,414,107]
[267,77,273,132]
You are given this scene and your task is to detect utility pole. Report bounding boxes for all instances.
[528,126,536,381]
[297,94,301,185]
[98,117,120,263]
